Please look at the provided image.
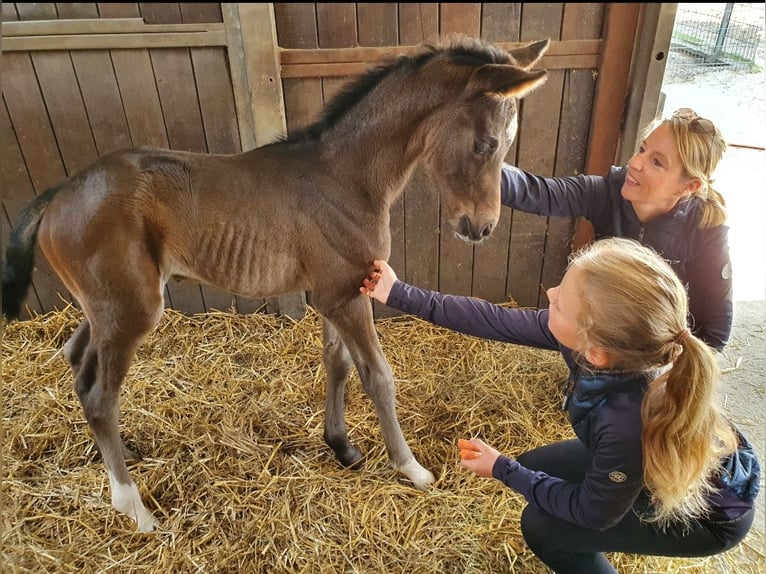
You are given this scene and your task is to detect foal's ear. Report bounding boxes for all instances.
[470,65,548,99]
[508,38,551,70]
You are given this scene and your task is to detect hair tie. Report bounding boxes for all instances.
[674,329,691,345]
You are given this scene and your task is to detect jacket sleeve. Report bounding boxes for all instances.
[492,404,645,530]
[500,164,608,219]
[386,281,559,350]
[686,224,733,351]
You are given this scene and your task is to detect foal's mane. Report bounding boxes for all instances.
[285,36,513,144]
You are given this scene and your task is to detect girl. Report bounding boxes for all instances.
[360,237,759,573]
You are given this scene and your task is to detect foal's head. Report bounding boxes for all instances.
[417,37,549,243]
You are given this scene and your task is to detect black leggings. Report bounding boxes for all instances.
[516,439,754,574]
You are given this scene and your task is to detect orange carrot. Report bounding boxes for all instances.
[460,449,481,460]
[458,438,480,451]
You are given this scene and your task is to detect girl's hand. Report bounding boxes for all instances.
[458,437,501,478]
[360,260,398,304]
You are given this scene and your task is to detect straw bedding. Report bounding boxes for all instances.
[2,305,763,573]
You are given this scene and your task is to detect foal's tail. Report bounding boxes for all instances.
[2,186,62,321]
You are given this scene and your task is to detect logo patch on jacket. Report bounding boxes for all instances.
[609,470,628,483]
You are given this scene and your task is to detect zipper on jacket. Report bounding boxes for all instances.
[562,376,576,411]
[638,226,645,242]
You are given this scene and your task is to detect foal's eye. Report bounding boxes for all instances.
[473,137,499,157]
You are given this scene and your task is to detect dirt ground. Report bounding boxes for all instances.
[662,16,766,548]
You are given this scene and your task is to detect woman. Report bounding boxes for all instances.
[360,238,759,574]
[501,108,731,350]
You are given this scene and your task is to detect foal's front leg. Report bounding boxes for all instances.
[321,318,363,468]
[322,297,435,490]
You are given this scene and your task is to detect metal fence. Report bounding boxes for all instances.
[666,3,764,79]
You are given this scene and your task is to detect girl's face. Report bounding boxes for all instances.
[546,265,585,353]
[621,123,697,219]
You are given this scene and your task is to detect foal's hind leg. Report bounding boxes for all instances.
[65,319,142,463]
[71,271,164,532]
[319,297,435,489]
[63,319,90,376]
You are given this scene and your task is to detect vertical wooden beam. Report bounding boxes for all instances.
[584,3,641,176]
[222,3,257,151]
[236,3,288,147]
[618,3,678,165]
[574,3,641,250]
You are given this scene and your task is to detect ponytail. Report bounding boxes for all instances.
[641,333,737,526]
[698,185,727,229]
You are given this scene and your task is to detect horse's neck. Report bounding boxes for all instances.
[320,86,442,209]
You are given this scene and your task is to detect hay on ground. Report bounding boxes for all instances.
[2,305,763,573]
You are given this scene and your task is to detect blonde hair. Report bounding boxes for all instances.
[642,109,728,228]
[571,237,737,526]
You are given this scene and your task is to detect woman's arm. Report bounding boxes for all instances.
[500,164,609,218]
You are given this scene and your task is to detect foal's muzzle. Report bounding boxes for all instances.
[455,215,496,244]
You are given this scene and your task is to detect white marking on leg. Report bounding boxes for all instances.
[393,458,436,490]
[108,471,158,532]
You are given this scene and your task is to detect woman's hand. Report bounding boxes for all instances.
[458,437,501,478]
[360,260,398,304]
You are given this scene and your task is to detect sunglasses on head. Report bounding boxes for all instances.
[671,108,715,134]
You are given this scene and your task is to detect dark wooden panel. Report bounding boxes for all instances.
[96,2,141,19]
[71,51,133,154]
[440,3,482,37]
[398,3,439,45]
[178,2,222,23]
[437,3,482,297]
[274,3,319,49]
[316,3,357,48]
[56,3,132,156]
[140,3,183,25]
[32,51,99,175]
[2,55,67,191]
[14,3,56,20]
[55,3,98,19]
[481,3,522,41]
[357,3,398,46]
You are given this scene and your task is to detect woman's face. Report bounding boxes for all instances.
[621,123,696,217]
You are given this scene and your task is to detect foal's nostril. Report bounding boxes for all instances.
[481,222,495,238]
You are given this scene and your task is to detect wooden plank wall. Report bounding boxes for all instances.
[274,3,605,313]
[2,3,629,320]
[1,2,264,319]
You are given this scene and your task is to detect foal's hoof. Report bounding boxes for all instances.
[335,446,364,470]
[395,458,436,491]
